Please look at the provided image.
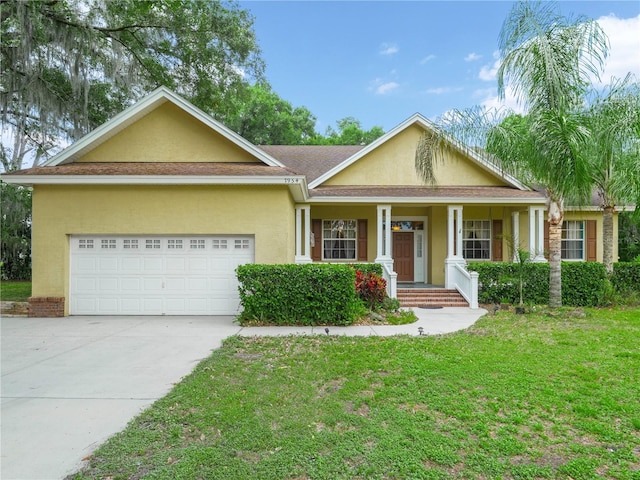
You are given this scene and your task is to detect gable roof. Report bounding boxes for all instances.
[43,86,284,168]
[307,113,529,191]
[4,88,541,206]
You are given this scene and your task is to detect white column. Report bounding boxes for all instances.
[376,206,383,259]
[376,205,395,297]
[512,210,520,262]
[295,205,312,263]
[384,206,392,258]
[445,205,464,288]
[447,206,455,260]
[529,206,546,262]
[447,205,463,260]
[304,206,311,260]
[376,205,392,261]
[295,207,302,258]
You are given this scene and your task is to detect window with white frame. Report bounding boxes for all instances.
[463,220,491,260]
[322,219,357,260]
[562,221,584,260]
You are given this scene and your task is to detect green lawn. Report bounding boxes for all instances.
[0,281,31,302]
[71,308,640,480]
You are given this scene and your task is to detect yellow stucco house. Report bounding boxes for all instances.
[2,88,618,316]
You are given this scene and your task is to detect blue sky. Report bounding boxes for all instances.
[240,1,640,133]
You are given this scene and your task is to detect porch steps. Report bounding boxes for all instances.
[397,288,469,308]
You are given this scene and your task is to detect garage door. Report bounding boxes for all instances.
[69,235,254,315]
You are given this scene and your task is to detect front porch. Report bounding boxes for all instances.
[293,203,548,310]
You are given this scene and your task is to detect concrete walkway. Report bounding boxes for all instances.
[238,306,486,337]
[1,307,486,480]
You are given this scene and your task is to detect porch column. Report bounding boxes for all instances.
[295,205,312,263]
[447,205,463,260]
[529,206,546,262]
[512,210,520,262]
[375,205,396,298]
[375,205,392,261]
[445,205,465,289]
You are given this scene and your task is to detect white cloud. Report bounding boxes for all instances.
[376,82,400,95]
[425,86,463,95]
[476,14,640,112]
[464,52,482,62]
[476,86,525,114]
[379,43,399,55]
[369,73,400,95]
[478,51,500,82]
[593,14,640,85]
[420,54,436,64]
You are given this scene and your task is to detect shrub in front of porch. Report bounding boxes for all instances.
[348,263,383,276]
[468,262,607,307]
[236,264,362,326]
[354,270,387,311]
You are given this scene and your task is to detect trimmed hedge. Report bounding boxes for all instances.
[348,263,383,276]
[468,261,607,307]
[236,264,361,326]
[562,262,607,307]
[467,262,547,305]
[611,263,640,295]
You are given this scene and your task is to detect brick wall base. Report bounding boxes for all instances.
[29,297,65,317]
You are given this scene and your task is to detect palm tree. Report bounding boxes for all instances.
[415,1,608,307]
[582,76,640,274]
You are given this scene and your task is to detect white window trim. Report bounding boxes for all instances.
[321,219,358,261]
[462,219,492,261]
[561,220,585,261]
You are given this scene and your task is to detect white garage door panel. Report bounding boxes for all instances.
[121,298,142,312]
[121,277,142,291]
[76,257,97,271]
[144,257,163,272]
[97,298,119,314]
[121,257,142,271]
[70,236,253,315]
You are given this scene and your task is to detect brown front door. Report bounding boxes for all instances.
[393,232,414,282]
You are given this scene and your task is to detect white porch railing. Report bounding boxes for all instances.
[446,261,479,309]
[380,262,398,299]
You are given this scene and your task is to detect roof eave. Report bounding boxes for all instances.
[307,195,546,205]
[0,174,307,187]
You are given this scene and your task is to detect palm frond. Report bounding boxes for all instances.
[497,1,608,112]
[414,107,511,186]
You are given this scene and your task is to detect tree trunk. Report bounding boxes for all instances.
[603,206,614,275]
[548,221,563,307]
[547,198,564,308]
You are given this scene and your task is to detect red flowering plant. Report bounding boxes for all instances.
[355,270,387,311]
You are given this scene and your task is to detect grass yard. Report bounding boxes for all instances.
[0,281,31,302]
[70,308,640,480]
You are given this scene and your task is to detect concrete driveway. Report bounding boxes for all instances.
[1,316,242,480]
[1,307,484,480]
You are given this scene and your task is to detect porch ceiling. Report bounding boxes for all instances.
[308,185,546,204]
